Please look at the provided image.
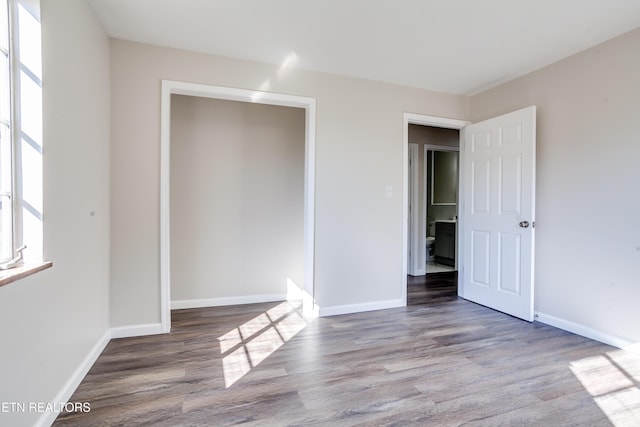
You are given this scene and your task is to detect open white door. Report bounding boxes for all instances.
[460,106,536,321]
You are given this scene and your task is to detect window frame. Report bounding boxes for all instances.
[0,0,19,265]
[0,0,50,282]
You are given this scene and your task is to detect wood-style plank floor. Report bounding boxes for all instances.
[54,276,638,426]
[407,272,458,306]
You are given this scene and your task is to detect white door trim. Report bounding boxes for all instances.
[407,143,423,276]
[160,80,317,332]
[402,113,469,304]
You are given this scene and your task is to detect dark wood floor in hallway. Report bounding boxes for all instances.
[54,276,637,426]
[407,271,458,306]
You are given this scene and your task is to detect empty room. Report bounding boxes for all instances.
[1,1,639,426]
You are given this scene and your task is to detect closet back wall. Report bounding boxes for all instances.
[170,95,305,305]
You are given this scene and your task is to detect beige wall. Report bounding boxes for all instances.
[170,95,305,302]
[0,1,111,425]
[471,28,640,342]
[110,39,469,325]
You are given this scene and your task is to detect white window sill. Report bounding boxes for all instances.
[0,261,53,287]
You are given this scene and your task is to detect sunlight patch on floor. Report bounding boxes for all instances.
[219,301,309,388]
[570,346,640,426]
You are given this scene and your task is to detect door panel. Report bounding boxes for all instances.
[498,232,521,295]
[471,230,490,286]
[472,159,491,213]
[461,106,536,321]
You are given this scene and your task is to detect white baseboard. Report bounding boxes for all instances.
[171,294,287,310]
[110,323,163,339]
[408,268,426,277]
[535,311,637,350]
[36,323,163,426]
[35,330,111,427]
[319,299,405,317]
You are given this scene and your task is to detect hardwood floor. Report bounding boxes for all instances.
[54,280,637,426]
[408,271,458,306]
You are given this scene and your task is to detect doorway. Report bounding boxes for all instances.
[402,113,468,305]
[407,125,460,276]
[170,95,304,307]
[160,81,317,333]
[403,108,537,320]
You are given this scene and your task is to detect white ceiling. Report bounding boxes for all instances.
[86,0,640,95]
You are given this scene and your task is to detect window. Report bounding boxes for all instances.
[0,0,42,272]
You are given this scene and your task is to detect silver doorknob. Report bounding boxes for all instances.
[519,221,530,228]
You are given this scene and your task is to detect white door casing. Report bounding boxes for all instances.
[160,80,317,332]
[460,106,536,321]
[408,143,423,276]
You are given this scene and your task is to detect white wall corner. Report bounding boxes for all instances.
[34,330,111,427]
[319,299,405,317]
[535,311,637,350]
